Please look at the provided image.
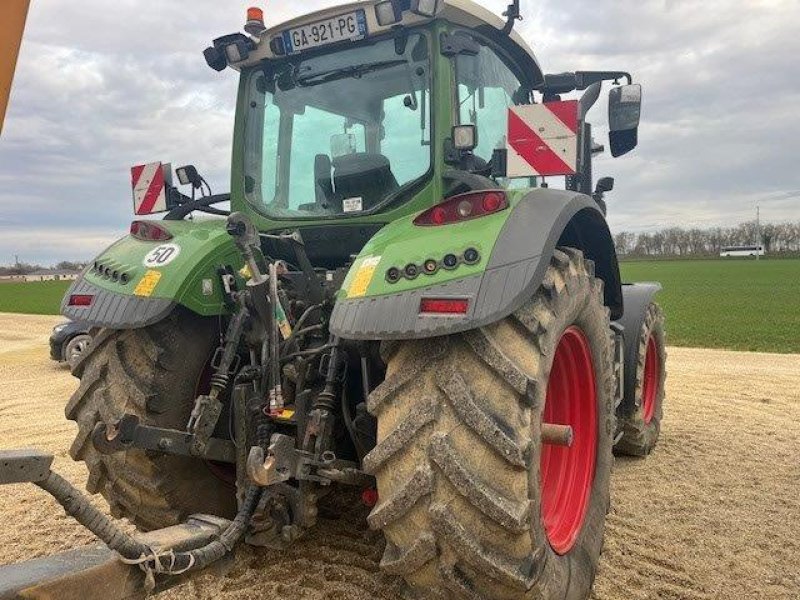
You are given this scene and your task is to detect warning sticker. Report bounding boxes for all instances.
[275,299,293,340]
[342,197,363,213]
[348,256,381,298]
[134,270,163,297]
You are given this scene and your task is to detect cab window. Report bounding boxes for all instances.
[454,37,527,164]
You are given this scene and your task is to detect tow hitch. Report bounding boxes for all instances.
[0,449,255,599]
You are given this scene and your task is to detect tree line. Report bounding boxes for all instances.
[614,221,800,258]
[0,261,86,276]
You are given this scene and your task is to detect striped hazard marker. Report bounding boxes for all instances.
[131,162,168,215]
[507,101,579,178]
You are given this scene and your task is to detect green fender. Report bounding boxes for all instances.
[330,188,623,340]
[61,220,243,329]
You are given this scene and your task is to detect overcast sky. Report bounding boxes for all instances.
[1,0,798,264]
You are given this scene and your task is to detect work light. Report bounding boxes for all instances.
[411,0,443,17]
[375,1,401,26]
[452,125,477,151]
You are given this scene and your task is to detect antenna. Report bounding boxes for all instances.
[502,1,522,35]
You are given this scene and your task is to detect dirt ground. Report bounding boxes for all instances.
[0,313,798,599]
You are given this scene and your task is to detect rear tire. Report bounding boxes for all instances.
[66,309,237,531]
[615,303,667,457]
[366,248,615,599]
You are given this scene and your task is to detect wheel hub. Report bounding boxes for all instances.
[540,326,598,555]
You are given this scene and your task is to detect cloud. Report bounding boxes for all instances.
[0,0,798,264]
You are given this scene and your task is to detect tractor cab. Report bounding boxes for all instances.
[195,0,642,238]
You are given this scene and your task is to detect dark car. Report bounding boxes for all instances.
[50,321,93,368]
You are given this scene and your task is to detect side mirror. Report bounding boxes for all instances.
[608,84,642,157]
[595,177,615,194]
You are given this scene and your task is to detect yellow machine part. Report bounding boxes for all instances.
[0,0,30,135]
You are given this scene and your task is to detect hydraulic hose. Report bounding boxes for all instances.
[36,471,262,579]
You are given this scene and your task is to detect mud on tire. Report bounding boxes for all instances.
[66,308,237,531]
[366,248,616,599]
[615,303,667,457]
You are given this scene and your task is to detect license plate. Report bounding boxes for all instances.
[283,10,367,55]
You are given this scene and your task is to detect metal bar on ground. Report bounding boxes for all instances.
[0,515,232,600]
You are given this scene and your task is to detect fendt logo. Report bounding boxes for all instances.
[507,101,579,178]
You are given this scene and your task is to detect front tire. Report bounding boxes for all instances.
[366,248,615,599]
[66,309,237,531]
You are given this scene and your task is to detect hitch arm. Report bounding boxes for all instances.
[92,415,237,463]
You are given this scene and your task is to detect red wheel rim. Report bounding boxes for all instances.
[642,336,659,424]
[540,326,597,555]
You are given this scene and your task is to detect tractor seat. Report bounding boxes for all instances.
[331,153,399,212]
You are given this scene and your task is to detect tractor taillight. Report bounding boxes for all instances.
[68,295,94,307]
[413,190,508,226]
[130,221,173,242]
[419,298,470,315]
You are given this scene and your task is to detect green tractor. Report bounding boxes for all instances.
[2,1,667,598]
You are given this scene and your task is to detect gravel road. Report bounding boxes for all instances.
[0,313,798,599]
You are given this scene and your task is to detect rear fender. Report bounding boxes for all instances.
[62,221,242,329]
[330,188,623,340]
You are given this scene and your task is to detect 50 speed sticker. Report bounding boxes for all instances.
[143,244,181,268]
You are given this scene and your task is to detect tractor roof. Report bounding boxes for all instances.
[244,0,543,85]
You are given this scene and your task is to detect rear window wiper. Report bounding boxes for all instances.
[297,59,407,86]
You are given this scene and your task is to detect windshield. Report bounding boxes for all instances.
[244,33,432,219]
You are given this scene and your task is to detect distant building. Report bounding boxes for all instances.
[22,270,81,282]
[0,274,26,282]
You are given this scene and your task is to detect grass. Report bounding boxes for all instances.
[1,259,798,354]
[620,258,800,354]
[0,281,72,316]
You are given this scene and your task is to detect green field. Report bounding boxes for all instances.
[621,258,800,354]
[1,259,798,353]
[0,281,71,316]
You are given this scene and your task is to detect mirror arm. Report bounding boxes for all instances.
[576,71,632,89]
[165,193,232,221]
[579,82,603,121]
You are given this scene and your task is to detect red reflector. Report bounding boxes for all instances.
[414,190,509,226]
[482,191,504,212]
[130,220,173,241]
[361,488,379,508]
[420,298,470,315]
[69,295,94,307]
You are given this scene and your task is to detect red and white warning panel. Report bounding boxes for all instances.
[131,162,170,215]
[507,101,579,178]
